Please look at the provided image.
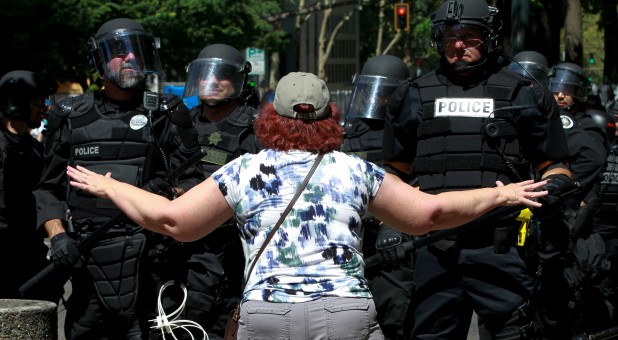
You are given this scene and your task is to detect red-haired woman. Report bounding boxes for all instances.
[66,72,548,339]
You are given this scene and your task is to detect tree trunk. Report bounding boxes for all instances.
[317,1,355,80]
[603,0,618,82]
[564,0,583,64]
[375,0,386,56]
[269,52,281,89]
[293,0,308,71]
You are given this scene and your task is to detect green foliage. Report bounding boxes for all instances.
[1,0,284,86]
[582,12,604,83]
[358,0,441,71]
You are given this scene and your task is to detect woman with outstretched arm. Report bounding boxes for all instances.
[67,72,547,340]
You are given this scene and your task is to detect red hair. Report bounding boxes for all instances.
[254,102,343,153]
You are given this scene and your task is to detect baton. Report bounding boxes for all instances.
[19,148,206,295]
[364,204,524,268]
[364,181,582,269]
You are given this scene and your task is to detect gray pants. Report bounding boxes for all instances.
[238,296,384,339]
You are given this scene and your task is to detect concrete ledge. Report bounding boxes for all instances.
[0,299,57,340]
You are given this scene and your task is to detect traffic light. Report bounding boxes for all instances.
[588,53,595,64]
[394,3,410,32]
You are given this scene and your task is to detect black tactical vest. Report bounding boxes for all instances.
[599,144,618,213]
[413,70,529,193]
[62,92,167,220]
[190,105,257,177]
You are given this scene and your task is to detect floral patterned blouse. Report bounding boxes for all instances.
[212,149,385,303]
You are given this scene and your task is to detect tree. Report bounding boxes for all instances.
[0,0,284,91]
[316,2,357,79]
[601,0,618,82]
[564,0,584,64]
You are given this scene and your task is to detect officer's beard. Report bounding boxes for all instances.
[108,64,145,90]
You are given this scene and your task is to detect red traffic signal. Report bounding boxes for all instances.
[394,3,410,32]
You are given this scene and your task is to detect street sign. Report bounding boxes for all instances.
[246,47,266,76]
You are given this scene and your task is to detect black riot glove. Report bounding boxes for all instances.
[144,177,175,199]
[375,224,413,267]
[50,233,80,268]
[535,173,573,219]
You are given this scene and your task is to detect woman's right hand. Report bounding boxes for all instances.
[67,165,115,199]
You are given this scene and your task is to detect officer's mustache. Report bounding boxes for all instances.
[120,62,141,74]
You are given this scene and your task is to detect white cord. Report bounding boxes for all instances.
[149,280,209,340]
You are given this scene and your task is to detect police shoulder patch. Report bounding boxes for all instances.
[560,115,574,129]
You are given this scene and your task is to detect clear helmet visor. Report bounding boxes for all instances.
[95,30,162,80]
[508,61,550,88]
[432,24,486,52]
[346,75,402,120]
[549,69,587,100]
[183,58,245,104]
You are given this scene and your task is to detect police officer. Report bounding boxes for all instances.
[33,18,193,339]
[341,54,414,339]
[382,0,572,338]
[537,64,609,338]
[0,70,59,301]
[149,43,261,339]
[592,109,618,338]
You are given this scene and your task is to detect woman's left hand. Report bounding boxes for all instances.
[67,165,114,198]
[495,180,548,208]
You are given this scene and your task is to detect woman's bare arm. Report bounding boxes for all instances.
[369,173,547,235]
[67,165,234,242]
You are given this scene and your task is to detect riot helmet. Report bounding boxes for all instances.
[88,18,162,90]
[0,70,57,128]
[183,44,252,106]
[586,109,616,142]
[549,62,590,101]
[430,0,500,56]
[508,50,550,88]
[346,55,409,120]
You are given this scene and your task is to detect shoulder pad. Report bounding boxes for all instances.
[344,119,370,138]
[166,97,193,129]
[46,92,94,134]
[49,92,94,118]
[490,69,529,88]
[66,92,95,118]
[413,71,440,88]
[55,91,94,117]
[159,93,183,111]
[227,105,257,127]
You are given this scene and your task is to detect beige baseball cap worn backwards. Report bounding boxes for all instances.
[273,72,331,120]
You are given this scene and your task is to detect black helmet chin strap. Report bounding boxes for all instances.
[204,98,231,109]
[452,57,488,72]
[440,53,489,74]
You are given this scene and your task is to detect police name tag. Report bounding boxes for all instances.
[435,98,494,117]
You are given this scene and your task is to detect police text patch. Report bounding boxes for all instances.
[74,144,101,158]
[434,98,494,118]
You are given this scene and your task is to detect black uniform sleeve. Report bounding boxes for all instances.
[511,84,569,167]
[566,125,607,203]
[382,83,423,165]
[33,106,72,230]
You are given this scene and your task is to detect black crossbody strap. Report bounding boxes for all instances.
[244,152,325,284]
